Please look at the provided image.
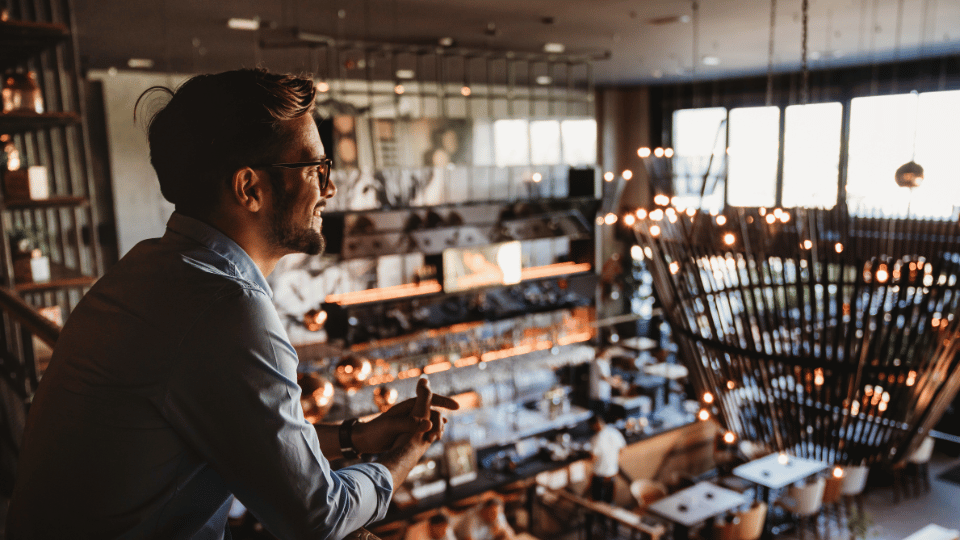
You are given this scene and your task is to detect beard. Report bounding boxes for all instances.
[269,180,325,256]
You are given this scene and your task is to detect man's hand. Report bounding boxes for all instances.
[374,378,459,489]
[353,378,459,454]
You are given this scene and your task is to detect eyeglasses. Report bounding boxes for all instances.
[253,157,333,191]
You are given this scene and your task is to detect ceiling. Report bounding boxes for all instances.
[74,0,960,85]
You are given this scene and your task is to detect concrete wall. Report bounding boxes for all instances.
[88,70,187,255]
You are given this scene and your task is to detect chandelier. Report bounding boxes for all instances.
[631,207,960,465]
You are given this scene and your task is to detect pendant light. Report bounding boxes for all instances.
[891,0,924,190]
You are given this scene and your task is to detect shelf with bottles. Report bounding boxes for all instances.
[0,17,69,70]
[324,196,600,260]
[14,260,95,291]
[304,306,594,397]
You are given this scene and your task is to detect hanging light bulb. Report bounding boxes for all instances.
[895,161,924,188]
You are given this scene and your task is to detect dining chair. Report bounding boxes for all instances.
[778,476,826,540]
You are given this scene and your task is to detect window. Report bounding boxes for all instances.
[530,120,562,165]
[493,119,530,167]
[848,91,960,219]
[782,102,842,209]
[672,107,727,211]
[727,107,780,208]
[560,119,597,166]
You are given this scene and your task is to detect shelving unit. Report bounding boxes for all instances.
[0,1,103,320]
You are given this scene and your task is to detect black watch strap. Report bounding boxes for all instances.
[339,418,360,459]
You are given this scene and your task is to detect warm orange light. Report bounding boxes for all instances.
[397,368,422,379]
[653,194,670,206]
[316,81,330,93]
[664,147,674,158]
[557,331,593,346]
[520,262,592,281]
[423,361,452,374]
[636,208,648,220]
[604,171,615,182]
[637,147,652,158]
[802,240,813,250]
[765,214,776,224]
[835,243,844,253]
[833,466,844,478]
[326,280,442,305]
[723,233,735,245]
[876,265,889,283]
[482,344,534,362]
[814,368,824,386]
[723,431,736,444]
[777,453,790,465]
[454,356,479,368]
[716,215,727,226]
[726,380,735,390]
[624,214,636,226]
[669,261,679,274]
[703,392,714,404]
[698,409,710,421]
[654,147,665,158]
[604,213,618,225]
[650,225,661,237]
[622,169,634,180]
[394,84,405,94]
[461,86,472,96]
[650,208,665,221]
[532,172,543,183]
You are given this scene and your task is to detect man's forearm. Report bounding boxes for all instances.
[376,435,431,489]
[314,423,346,459]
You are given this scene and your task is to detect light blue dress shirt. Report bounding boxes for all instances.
[8,213,392,540]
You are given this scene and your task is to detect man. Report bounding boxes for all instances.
[7,69,457,539]
[588,347,626,421]
[425,513,457,540]
[586,415,626,539]
[460,498,517,540]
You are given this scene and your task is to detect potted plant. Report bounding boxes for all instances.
[10,224,50,283]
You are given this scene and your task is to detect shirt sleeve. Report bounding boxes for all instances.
[161,286,392,540]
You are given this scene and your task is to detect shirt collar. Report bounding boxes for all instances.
[165,212,273,298]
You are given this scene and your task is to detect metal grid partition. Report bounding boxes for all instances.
[632,207,960,466]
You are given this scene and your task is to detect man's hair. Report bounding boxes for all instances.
[137,69,317,216]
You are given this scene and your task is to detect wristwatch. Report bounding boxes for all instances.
[339,418,361,459]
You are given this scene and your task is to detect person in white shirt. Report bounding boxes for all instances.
[587,415,627,538]
[589,348,626,421]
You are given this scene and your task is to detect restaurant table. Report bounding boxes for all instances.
[646,481,750,540]
[620,336,659,352]
[902,524,960,540]
[642,363,689,407]
[732,452,829,537]
[732,452,829,500]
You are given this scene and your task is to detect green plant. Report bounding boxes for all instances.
[9,224,47,255]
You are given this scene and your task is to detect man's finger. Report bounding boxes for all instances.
[427,393,460,411]
[412,377,432,421]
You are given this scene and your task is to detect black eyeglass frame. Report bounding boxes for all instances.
[252,157,333,191]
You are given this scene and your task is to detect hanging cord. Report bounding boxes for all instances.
[765,0,777,106]
[800,0,809,106]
